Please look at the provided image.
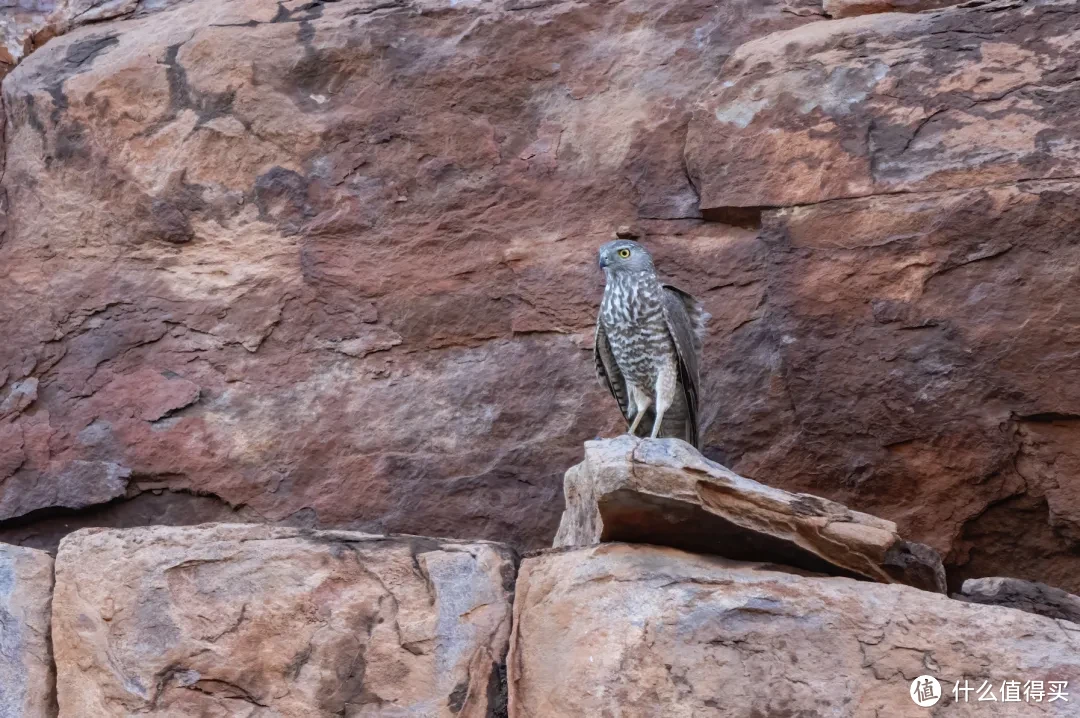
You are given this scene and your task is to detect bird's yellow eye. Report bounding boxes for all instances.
[617,248,631,259]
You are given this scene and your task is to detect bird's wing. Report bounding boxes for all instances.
[594,321,631,425]
[661,284,709,448]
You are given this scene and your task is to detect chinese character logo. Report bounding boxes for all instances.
[911,675,942,707]
[951,678,1069,704]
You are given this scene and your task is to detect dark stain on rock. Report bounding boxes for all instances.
[788,495,829,517]
[271,2,292,22]
[37,80,93,168]
[486,662,508,718]
[165,172,212,217]
[163,43,188,110]
[296,1,326,22]
[448,680,468,712]
[163,43,236,125]
[150,198,194,244]
[47,121,90,168]
[298,19,316,56]
[64,34,119,67]
[46,84,68,125]
[253,166,314,233]
[133,171,215,244]
[286,28,371,112]
[24,95,44,135]
[85,92,114,122]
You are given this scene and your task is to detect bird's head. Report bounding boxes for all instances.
[598,240,654,276]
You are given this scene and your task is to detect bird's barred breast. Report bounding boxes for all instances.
[601,275,679,387]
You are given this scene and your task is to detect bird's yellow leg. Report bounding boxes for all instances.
[650,362,677,438]
[627,383,651,437]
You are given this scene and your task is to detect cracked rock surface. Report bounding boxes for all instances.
[51,524,516,717]
[508,543,1080,718]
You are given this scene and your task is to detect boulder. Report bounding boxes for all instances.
[51,524,516,717]
[508,543,1080,717]
[554,436,946,592]
[0,543,56,718]
[958,577,1080,625]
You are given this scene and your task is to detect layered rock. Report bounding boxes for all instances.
[51,524,515,717]
[958,577,1080,625]
[823,0,963,17]
[555,436,945,592]
[509,543,1080,717]
[0,544,56,718]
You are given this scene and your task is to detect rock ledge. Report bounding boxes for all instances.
[555,436,946,592]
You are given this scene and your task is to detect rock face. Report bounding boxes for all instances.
[554,436,945,592]
[509,543,1080,717]
[678,0,1080,593]
[823,0,962,17]
[0,544,56,718]
[958,577,1080,625]
[0,0,822,552]
[51,524,515,717]
[0,0,1079,599]
[0,0,185,72]
[751,180,1080,593]
[0,459,130,521]
[688,1,1080,210]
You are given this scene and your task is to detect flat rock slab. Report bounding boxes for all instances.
[52,524,516,718]
[958,577,1080,625]
[509,544,1080,717]
[0,544,56,718]
[554,436,946,592]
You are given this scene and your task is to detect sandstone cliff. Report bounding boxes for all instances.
[2,1,1080,714]
[2,0,1079,597]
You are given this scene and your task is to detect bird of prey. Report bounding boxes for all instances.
[594,240,709,448]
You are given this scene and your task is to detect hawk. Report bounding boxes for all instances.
[594,240,709,448]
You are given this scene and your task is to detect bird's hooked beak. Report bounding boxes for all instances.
[598,251,610,269]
